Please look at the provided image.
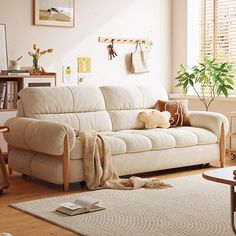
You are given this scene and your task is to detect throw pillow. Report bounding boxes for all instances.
[139,110,171,129]
[155,100,190,127]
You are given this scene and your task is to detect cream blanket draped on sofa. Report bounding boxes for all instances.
[80,131,172,190]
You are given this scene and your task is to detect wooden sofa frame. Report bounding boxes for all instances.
[8,123,226,192]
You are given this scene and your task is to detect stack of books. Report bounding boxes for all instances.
[0,81,18,109]
[0,69,30,76]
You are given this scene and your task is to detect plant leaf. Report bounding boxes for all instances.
[189,79,194,87]
[183,80,188,87]
[216,87,222,96]
[175,83,183,87]
[224,84,234,90]
[221,86,228,97]
[183,86,188,95]
[226,77,234,85]
[189,74,195,79]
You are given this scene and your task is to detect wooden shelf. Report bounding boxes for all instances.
[0,109,17,112]
[0,74,56,78]
[0,74,56,153]
[0,74,56,110]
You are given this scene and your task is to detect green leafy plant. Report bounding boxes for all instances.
[175,58,234,111]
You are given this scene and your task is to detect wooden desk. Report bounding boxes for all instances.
[0,126,10,193]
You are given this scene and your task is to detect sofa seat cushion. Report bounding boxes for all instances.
[70,134,128,160]
[102,132,152,153]
[173,126,218,145]
[130,130,176,150]
[70,127,218,160]
[154,129,198,147]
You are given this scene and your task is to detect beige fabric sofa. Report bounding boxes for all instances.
[4,85,228,191]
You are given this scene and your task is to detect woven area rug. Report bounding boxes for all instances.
[11,174,234,236]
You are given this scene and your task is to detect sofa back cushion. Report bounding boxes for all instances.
[18,86,112,132]
[100,85,168,131]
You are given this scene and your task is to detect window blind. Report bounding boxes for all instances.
[201,0,236,92]
[200,0,214,60]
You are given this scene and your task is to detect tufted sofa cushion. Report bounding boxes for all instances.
[18,86,112,132]
[100,85,168,131]
[70,126,218,160]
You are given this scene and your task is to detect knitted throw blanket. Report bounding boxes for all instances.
[79,131,172,190]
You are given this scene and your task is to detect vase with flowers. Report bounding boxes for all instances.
[28,44,53,75]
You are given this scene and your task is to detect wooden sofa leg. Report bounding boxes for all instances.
[7,144,12,175]
[63,135,70,192]
[220,123,225,168]
[8,166,12,175]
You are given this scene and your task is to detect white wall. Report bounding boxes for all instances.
[172,0,187,93]
[172,0,200,94]
[0,0,172,90]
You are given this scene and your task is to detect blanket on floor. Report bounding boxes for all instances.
[79,131,172,190]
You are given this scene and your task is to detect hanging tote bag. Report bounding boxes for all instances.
[130,41,149,74]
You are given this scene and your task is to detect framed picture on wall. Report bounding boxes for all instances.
[34,0,75,27]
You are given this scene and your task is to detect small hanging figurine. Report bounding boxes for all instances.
[107,39,118,60]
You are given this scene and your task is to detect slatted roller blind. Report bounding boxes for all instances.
[201,0,236,92]
[200,0,214,60]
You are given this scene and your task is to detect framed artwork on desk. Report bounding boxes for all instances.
[34,0,75,27]
[0,24,8,70]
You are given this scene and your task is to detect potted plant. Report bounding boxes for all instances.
[175,58,234,111]
[28,44,53,75]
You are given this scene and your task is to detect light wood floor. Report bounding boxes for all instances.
[0,158,235,236]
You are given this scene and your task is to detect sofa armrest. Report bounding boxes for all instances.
[3,117,76,156]
[188,111,229,139]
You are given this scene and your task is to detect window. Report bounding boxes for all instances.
[201,0,236,79]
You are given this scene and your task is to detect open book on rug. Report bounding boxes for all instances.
[56,196,105,216]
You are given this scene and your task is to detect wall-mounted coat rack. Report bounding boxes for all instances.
[98,37,146,44]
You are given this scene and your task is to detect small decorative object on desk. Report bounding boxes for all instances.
[0,69,30,76]
[233,170,236,176]
[9,56,22,70]
[28,44,53,75]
